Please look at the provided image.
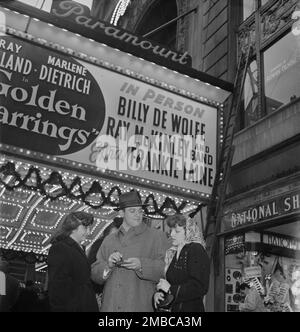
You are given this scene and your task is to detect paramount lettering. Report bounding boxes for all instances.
[52,1,191,65]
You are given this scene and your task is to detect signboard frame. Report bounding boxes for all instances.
[0,27,221,200]
[223,190,300,231]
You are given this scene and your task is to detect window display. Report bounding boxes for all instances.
[225,232,300,312]
[291,268,300,311]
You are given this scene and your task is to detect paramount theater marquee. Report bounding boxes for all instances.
[0,1,232,255]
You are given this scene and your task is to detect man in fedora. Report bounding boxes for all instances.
[91,190,169,312]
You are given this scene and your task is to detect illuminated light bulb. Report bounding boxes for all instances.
[111,0,131,25]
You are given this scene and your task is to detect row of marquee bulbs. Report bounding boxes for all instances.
[0,144,211,199]
[0,7,225,108]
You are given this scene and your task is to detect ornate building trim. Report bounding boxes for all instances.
[238,20,256,55]
[238,0,299,55]
[261,0,299,43]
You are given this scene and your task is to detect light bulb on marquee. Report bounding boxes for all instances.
[111,0,131,26]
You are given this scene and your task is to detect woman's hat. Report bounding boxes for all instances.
[115,190,148,211]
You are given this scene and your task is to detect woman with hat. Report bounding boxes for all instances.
[91,190,169,312]
[47,211,98,312]
[153,213,210,312]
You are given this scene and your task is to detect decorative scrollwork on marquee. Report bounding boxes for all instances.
[0,161,202,218]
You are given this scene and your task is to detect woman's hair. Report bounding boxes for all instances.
[165,214,186,228]
[51,211,94,243]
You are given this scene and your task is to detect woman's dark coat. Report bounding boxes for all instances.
[48,236,98,312]
[167,242,210,312]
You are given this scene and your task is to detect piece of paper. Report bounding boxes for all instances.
[0,271,6,296]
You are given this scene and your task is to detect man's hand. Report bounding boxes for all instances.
[157,278,171,293]
[122,257,141,271]
[108,251,123,268]
[153,291,165,309]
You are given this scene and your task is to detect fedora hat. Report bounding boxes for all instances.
[115,190,148,211]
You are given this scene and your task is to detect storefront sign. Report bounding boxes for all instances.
[225,234,244,254]
[0,34,218,195]
[244,266,262,279]
[0,35,105,155]
[262,233,300,250]
[51,0,192,67]
[224,191,300,230]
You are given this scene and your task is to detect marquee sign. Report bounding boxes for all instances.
[0,34,105,155]
[0,33,218,195]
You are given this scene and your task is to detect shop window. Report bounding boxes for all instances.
[224,231,300,312]
[241,60,259,128]
[225,249,300,312]
[264,31,300,114]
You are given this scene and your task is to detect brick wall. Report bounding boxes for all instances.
[202,0,229,80]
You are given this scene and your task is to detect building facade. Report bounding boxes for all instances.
[219,0,300,313]
[0,0,299,312]
[111,0,300,312]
